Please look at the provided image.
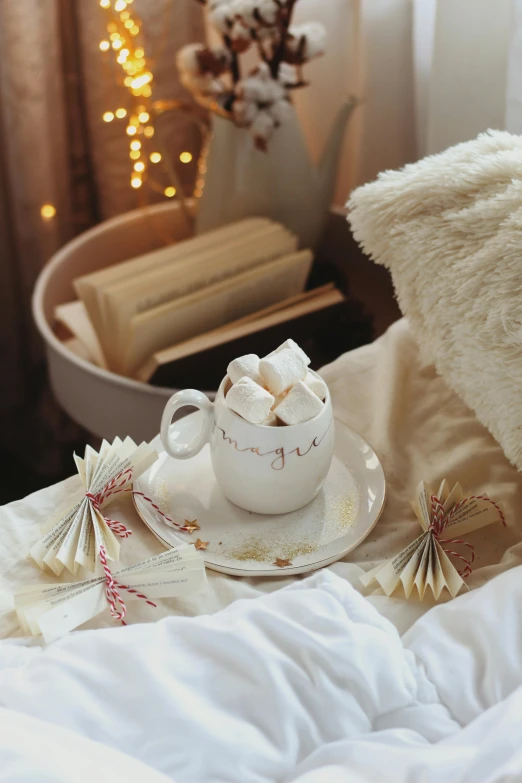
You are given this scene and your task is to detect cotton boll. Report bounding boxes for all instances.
[288,22,327,60]
[256,0,280,25]
[233,99,258,126]
[176,44,205,76]
[263,78,285,103]
[269,98,292,125]
[278,62,298,87]
[254,61,271,81]
[238,76,269,103]
[209,3,233,33]
[230,0,258,27]
[230,20,252,51]
[251,110,276,142]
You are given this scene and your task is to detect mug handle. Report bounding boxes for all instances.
[160,389,214,460]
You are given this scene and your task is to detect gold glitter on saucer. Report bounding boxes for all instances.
[323,491,359,537]
[154,476,170,514]
[225,534,318,564]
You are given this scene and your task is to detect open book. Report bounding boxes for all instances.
[73,218,314,377]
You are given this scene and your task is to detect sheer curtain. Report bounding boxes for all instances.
[293,0,520,204]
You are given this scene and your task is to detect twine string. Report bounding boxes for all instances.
[428,493,504,578]
[84,469,163,623]
[98,545,127,624]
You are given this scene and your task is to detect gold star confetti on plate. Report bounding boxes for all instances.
[194,538,209,551]
[273,558,293,568]
[183,519,200,533]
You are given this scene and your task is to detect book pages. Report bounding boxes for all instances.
[360,480,504,600]
[15,545,206,643]
[29,437,158,576]
[54,300,108,369]
[124,249,313,376]
[74,217,270,347]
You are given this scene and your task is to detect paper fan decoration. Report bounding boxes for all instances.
[360,479,505,600]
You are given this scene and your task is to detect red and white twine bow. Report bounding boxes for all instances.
[86,469,195,623]
[429,494,506,579]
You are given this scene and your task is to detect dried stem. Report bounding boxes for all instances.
[269,0,297,79]
[223,34,241,84]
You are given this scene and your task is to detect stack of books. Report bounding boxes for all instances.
[55,218,349,386]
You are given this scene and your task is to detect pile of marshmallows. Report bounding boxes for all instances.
[225,339,328,427]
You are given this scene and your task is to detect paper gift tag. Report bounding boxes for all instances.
[15,545,207,643]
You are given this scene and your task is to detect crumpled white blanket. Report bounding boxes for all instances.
[2,318,522,780]
[2,567,522,782]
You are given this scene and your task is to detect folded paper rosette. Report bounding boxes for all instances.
[360,480,505,600]
[30,437,159,575]
[15,546,206,643]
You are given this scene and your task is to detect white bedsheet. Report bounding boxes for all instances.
[2,569,522,781]
[1,318,522,780]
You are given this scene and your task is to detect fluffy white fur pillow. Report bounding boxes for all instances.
[348,130,522,470]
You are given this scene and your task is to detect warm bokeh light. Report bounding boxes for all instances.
[179,151,193,164]
[130,74,152,90]
[41,204,57,219]
[98,0,173,197]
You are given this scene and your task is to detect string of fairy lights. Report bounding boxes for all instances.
[98,0,193,196]
[41,0,195,221]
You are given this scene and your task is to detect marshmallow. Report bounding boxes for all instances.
[268,338,310,366]
[226,376,275,424]
[271,391,288,410]
[259,348,307,396]
[273,380,324,425]
[261,411,279,427]
[227,354,262,385]
[304,371,327,401]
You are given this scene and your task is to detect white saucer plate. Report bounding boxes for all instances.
[133,412,386,577]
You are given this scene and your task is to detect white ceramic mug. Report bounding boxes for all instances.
[160,372,335,515]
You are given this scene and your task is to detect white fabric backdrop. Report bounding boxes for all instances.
[293,0,522,203]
